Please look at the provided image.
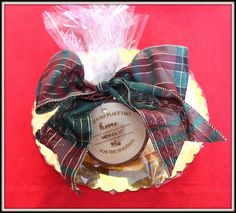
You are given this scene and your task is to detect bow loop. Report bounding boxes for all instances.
[36,50,97,114]
[115,45,189,100]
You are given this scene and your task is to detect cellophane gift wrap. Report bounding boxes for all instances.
[31,5,226,194]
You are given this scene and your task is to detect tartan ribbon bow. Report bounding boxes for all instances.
[35,45,226,193]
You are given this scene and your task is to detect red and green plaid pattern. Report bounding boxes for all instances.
[35,45,226,193]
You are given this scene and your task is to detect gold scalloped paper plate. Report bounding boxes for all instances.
[31,49,208,192]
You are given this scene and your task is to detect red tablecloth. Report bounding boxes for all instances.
[4,4,232,209]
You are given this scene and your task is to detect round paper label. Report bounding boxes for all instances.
[88,102,147,165]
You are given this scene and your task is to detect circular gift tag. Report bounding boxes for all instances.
[88,102,147,166]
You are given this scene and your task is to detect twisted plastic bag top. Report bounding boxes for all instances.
[43,5,149,84]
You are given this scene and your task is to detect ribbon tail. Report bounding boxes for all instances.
[136,102,226,177]
[35,108,94,193]
[183,102,226,142]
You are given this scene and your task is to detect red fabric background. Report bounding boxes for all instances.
[4,4,232,209]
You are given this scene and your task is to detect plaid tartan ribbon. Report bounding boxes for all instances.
[35,45,226,193]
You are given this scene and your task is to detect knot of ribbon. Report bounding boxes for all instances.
[35,45,226,193]
[96,81,110,94]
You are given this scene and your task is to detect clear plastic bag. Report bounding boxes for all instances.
[43,5,148,84]
[32,4,208,194]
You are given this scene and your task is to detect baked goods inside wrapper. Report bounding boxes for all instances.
[32,5,208,193]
